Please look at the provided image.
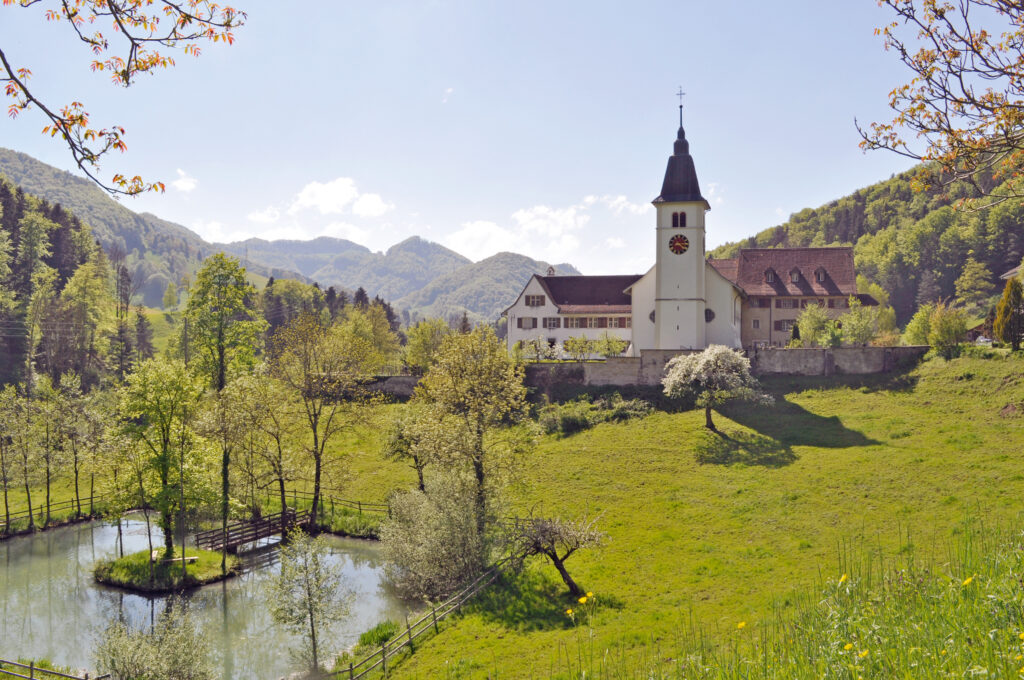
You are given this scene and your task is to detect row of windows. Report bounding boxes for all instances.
[516,316,632,330]
[764,268,829,284]
[751,297,851,309]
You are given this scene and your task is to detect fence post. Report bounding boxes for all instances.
[357,500,362,515]
[381,641,387,677]
[406,614,414,651]
[29,661,34,679]
[432,606,439,633]
[348,661,353,679]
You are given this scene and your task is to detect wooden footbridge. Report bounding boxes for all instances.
[194,508,310,553]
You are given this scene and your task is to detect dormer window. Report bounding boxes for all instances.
[790,268,801,283]
[765,269,776,283]
[815,267,827,283]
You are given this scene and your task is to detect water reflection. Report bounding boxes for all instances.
[0,519,411,679]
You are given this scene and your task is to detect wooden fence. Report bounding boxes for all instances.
[279,489,390,517]
[0,495,107,536]
[335,560,508,680]
[0,658,109,680]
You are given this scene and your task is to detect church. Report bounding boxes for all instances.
[503,122,873,357]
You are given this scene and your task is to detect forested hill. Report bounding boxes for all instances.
[0,148,306,306]
[709,168,1024,323]
[396,252,580,322]
[215,235,471,302]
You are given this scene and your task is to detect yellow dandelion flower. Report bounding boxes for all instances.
[1016,654,1023,661]
[586,591,593,598]
[566,608,573,616]
[737,621,746,629]
[1019,632,1024,641]
[578,596,587,604]
[962,576,973,586]
[839,573,848,584]
[844,643,853,651]
[858,650,869,659]
[941,649,946,655]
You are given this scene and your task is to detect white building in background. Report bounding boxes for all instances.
[503,121,871,356]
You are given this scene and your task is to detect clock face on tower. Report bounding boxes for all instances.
[668,234,690,255]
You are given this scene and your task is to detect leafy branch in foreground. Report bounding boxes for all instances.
[859,0,1024,205]
[1,0,245,196]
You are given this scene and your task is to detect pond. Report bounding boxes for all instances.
[0,516,412,679]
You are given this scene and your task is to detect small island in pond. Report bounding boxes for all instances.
[94,548,239,593]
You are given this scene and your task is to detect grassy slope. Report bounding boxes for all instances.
[385,355,1024,678]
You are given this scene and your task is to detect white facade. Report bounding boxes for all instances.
[503,123,743,356]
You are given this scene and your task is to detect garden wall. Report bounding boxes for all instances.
[748,346,929,376]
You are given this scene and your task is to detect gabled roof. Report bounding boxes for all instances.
[536,274,642,311]
[712,247,858,297]
[653,126,709,207]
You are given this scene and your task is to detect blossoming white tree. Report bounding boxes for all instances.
[662,345,773,431]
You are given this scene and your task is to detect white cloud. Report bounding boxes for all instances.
[289,177,360,215]
[606,237,626,249]
[171,169,197,193]
[323,221,373,245]
[352,193,395,218]
[441,220,520,262]
[247,206,280,224]
[442,87,454,104]
[706,182,724,206]
[775,207,786,218]
[598,194,652,216]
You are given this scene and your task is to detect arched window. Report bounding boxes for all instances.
[671,212,679,228]
[679,212,686,227]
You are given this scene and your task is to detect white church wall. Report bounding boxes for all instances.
[628,269,656,355]
[705,266,742,348]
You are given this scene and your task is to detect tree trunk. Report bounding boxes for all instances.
[221,441,229,575]
[23,474,33,530]
[548,553,583,597]
[44,455,51,527]
[705,405,716,431]
[73,448,81,518]
[310,450,322,531]
[414,455,425,493]
[278,476,287,538]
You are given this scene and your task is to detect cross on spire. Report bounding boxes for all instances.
[676,87,686,126]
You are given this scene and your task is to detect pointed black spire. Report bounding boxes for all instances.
[654,125,707,205]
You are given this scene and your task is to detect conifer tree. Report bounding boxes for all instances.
[994,278,1024,351]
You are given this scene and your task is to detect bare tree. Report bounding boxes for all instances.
[508,515,606,597]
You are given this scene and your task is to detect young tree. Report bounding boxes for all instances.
[0,385,16,530]
[381,475,486,600]
[508,516,607,597]
[593,331,628,358]
[994,277,1024,350]
[2,1,245,196]
[120,358,205,557]
[96,605,215,680]
[955,256,997,309]
[413,326,527,535]
[928,302,968,359]
[563,335,593,361]
[403,318,452,375]
[860,0,1024,203]
[267,534,348,672]
[184,253,266,571]
[162,280,179,311]
[272,312,377,528]
[337,304,401,371]
[794,303,830,347]
[382,408,430,493]
[135,308,156,362]
[839,297,877,346]
[662,345,773,431]
[904,302,935,345]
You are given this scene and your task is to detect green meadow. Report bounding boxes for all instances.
[4,354,1024,678]
[369,353,1024,678]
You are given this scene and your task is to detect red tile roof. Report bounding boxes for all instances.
[537,274,641,311]
[715,247,858,297]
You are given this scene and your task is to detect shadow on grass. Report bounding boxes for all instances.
[464,569,582,632]
[720,395,880,449]
[695,429,797,467]
[760,369,920,395]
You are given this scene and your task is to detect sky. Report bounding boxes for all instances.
[0,1,921,275]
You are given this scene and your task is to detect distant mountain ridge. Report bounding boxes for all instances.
[0,148,583,321]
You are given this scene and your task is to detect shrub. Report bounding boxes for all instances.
[358,619,399,648]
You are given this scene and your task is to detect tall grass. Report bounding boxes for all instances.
[549,523,1024,679]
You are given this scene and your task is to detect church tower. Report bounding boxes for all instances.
[652,123,710,350]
